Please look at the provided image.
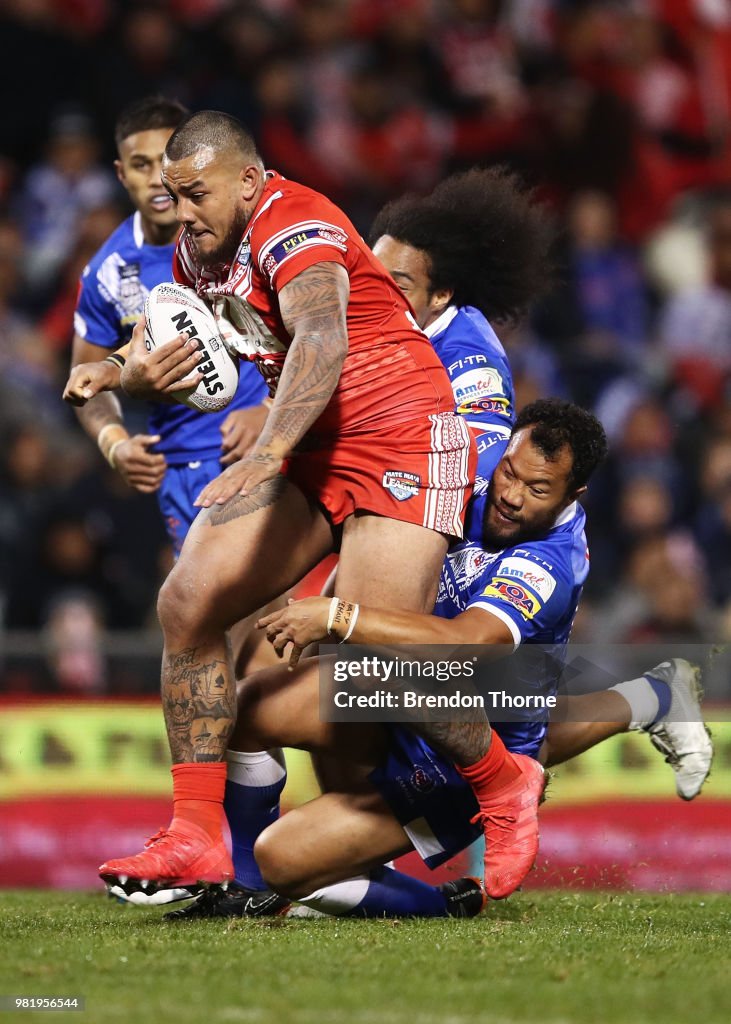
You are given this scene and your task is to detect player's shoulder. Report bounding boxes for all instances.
[249,172,350,247]
[435,306,506,354]
[499,503,589,594]
[82,213,138,275]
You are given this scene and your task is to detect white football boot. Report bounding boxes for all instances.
[641,659,713,800]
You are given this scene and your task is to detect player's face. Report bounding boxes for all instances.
[115,128,178,242]
[161,149,259,267]
[483,428,581,550]
[371,235,452,330]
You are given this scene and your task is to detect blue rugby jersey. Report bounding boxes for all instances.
[426,304,515,473]
[435,471,590,755]
[426,305,515,541]
[74,212,267,464]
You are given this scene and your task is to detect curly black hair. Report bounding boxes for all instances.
[114,95,188,149]
[368,166,555,323]
[514,398,608,490]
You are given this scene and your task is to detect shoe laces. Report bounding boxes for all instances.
[470,808,517,848]
[144,827,171,849]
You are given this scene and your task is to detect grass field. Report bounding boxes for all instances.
[1,891,730,1024]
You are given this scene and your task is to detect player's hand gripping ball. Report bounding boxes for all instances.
[143,283,239,412]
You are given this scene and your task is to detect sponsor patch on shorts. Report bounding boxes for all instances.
[383,470,421,501]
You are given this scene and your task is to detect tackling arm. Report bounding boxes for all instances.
[258,595,514,666]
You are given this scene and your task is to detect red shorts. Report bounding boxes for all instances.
[284,411,476,539]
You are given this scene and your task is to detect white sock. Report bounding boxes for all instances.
[225,748,287,786]
[295,876,370,916]
[609,678,660,730]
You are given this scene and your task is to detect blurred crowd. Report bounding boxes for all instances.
[1,0,731,694]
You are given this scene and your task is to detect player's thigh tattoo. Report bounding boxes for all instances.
[162,646,236,762]
[207,475,286,526]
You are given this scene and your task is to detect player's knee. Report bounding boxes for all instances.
[255,826,312,899]
[157,563,216,642]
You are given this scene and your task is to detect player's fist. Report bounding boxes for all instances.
[120,318,203,401]
[63,360,120,405]
[219,404,270,464]
[113,434,167,493]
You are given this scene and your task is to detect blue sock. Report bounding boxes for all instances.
[644,676,672,724]
[224,749,286,891]
[297,867,449,918]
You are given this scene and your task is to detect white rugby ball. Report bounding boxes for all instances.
[143,282,239,412]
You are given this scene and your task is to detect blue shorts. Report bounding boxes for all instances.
[157,456,222,555]
[369,724,542,869]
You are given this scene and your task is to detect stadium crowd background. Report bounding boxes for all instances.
[1,0,731,696]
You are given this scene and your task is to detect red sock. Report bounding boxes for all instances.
[456,731,520,799]
[171,763,227,839]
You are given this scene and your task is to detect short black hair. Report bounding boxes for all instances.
[165,110,260,163]
[114,96,188,150]
[369,166,555,323]
[514,398,608,491]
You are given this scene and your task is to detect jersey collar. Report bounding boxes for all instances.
[132,211,144,249]
[423,304,459,339]
[553,501,578,528]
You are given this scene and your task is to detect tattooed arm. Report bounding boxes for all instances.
[259,261,349,455]
[195,262,349,507]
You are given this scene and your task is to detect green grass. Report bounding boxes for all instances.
[1,891,729,1024]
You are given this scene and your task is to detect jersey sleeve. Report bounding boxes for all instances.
[466,550,572,648]
[252,191,349,291]
[73,263,123,349]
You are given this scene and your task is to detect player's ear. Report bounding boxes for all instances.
[114,159,126,187]
[430,287,453,314]
[570,484,587,505]
[240,164,261,202]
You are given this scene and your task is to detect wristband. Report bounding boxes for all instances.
[104,352,126,369]
[339,603,359,643]
[107,439,126,469]
[326,596,339,635]
[97,423,129,467]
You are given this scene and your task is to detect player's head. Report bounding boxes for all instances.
[369,167,554,330]
[483,398,608,550]
[162,110,265,267]
[114,96,188,237]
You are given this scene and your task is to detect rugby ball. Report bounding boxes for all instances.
[143,283,239,412]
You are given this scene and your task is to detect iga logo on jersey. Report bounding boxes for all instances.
[482,579,541,619]
[383,470,421,501]
[458,396,511,417]
[494,556,556,602]
[452,367,504,405]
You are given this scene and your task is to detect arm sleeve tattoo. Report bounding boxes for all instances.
[255,262,350,456]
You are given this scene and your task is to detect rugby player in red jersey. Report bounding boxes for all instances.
[88,111,552,897]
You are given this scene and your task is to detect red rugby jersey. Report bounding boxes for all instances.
[173,171,454,434]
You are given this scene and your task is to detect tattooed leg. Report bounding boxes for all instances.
[157,475,333,763]
[412,716,491,769]
[163,644,237,762]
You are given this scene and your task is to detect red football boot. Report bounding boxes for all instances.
[471,753,546,899]
[99,819,233,896]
